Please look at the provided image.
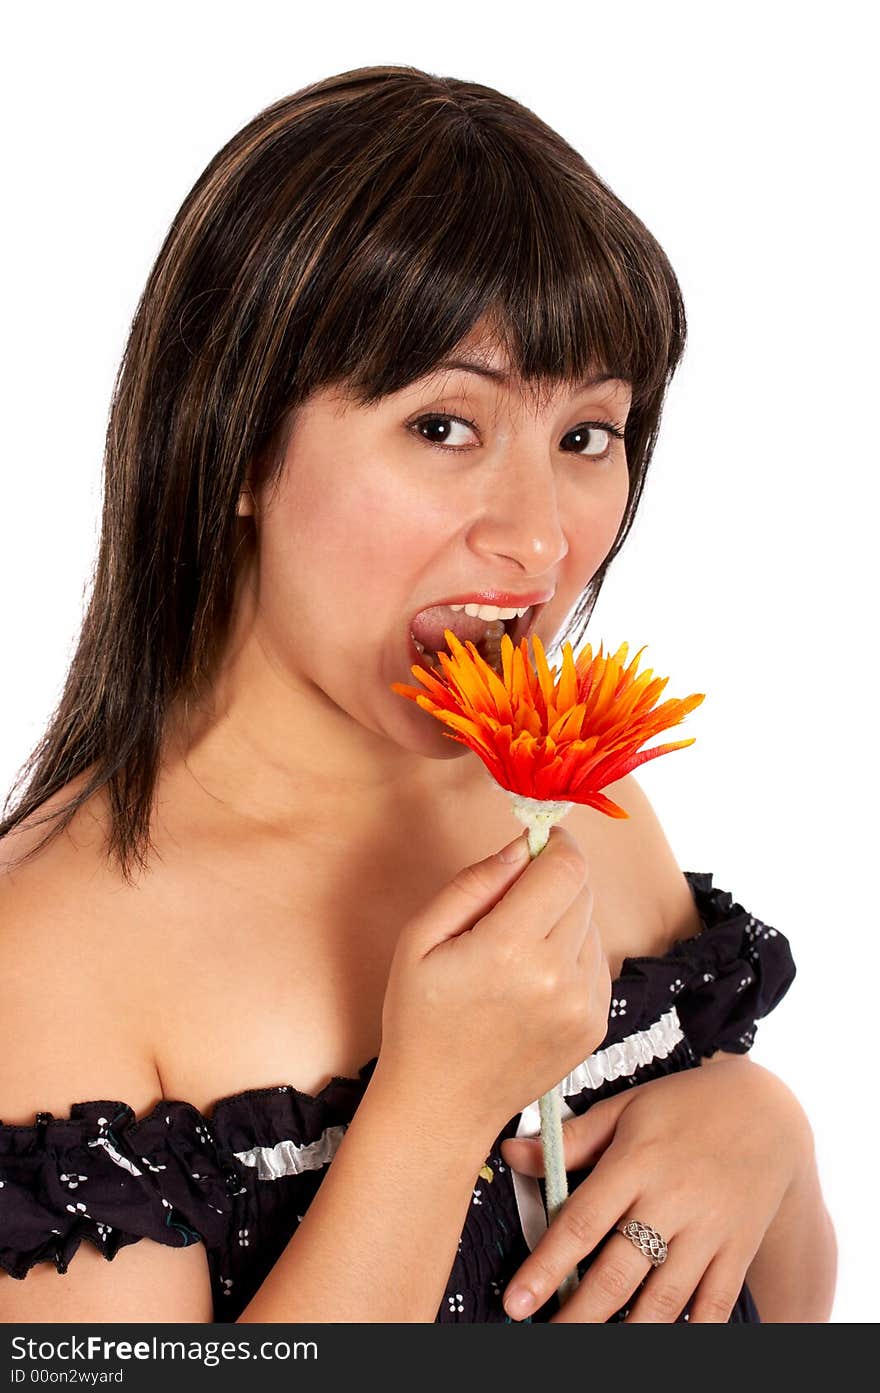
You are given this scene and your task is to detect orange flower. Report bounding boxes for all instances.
[391,628,704,819]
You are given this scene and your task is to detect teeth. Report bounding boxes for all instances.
[448,602,530,620]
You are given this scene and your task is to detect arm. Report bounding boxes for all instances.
[514,778,833,1322]
[612,776,838,1317]
[0,856,216,1323]
[0,977,215,1320]
[701,1052,837,1320]
[237,1061,495,1323]
[743,1096,837,1322]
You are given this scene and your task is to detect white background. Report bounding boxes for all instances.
[2,1,876,1322]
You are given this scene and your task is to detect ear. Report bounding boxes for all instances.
[236,484,255,517]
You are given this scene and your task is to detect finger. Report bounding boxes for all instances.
[549,1225,657,1323]
[575,909,603,967]
[500,1150,634,1321]
[409,833,536,952]
[547,880,594,957]
[481,823,588,945]
[687,1250,751,1324]
[623,1230,714,1323]
[500,1093,632,1175]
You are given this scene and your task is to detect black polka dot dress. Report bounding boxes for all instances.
[0,872,795,1323]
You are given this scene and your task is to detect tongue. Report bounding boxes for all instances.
[410,605,500,654]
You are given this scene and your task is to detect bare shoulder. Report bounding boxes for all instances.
[0,784,215,1322]
[0,780,163,1127]
[564,772,704,963]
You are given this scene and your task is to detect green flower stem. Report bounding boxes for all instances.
[506,793,580,1309]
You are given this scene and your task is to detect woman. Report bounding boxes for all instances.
[0,65,835,1323]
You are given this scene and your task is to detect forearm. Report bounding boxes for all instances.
[236,1063,496,1323]
[745,1124,837,1322]
[700,1053,836,1320]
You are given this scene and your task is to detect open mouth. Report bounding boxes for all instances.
[408,602,546,677]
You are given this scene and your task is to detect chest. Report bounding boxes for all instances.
[145,795,667,1115]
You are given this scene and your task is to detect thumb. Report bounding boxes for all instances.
[411,831,532,951]
[500,1092,631,1174]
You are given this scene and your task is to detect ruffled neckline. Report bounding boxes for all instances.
[0,1063,381,1136]
[0,871,757,1134]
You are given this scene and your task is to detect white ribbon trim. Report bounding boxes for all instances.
[512,1008,684,1252]
[234,1125,348,1180]
[557,1008,684,1094]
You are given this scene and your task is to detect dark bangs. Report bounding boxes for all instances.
[255,69,685,429]
[296,100,681,417]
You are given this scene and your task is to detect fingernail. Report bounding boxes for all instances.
[497,834,529,864]
[504,1285,536,1318]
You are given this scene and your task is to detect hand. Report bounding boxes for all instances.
[379,825,612,1137]
[499,1058,812,1322]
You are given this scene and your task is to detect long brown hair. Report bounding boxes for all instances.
[0,64,687,882]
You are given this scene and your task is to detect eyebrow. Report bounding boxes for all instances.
[429,358,627,393]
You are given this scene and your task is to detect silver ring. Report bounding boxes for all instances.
[616,1219,669,1267]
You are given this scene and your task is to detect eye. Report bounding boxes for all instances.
[407,413,479,449]
[561,421,627,461]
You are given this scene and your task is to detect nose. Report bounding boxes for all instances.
[466,449,569,576]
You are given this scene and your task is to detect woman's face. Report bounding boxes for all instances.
[244,334,633,768]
